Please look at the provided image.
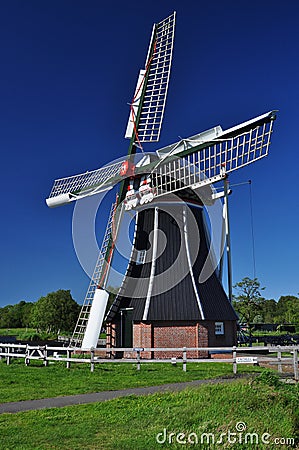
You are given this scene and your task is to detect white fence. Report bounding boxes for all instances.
[0,343,298,380]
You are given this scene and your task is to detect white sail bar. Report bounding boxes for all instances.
[125,70,146,141]
[151,111,276,197]
[126,12,176,143]
[46,159,126,207]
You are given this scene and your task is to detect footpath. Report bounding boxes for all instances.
[0,376,244,414]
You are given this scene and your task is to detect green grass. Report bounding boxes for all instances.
[0,328,36,338]
[0,328,58,341]
[0,373,298,449]
[0,359,262,403]
[253,330,298,337]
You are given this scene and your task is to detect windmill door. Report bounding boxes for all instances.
[121,310,133,347]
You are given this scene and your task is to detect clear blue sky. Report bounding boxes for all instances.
[0,0,298,307]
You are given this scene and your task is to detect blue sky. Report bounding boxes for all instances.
[0,0,298,307]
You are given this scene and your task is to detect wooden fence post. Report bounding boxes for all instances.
[90,348,95,373]
[25,345,30,366]
[6,346,10,366]
[43,346,48,367]
[293,348,298,382]
[277,346,282,374]
[136,350,141,371]
[183,347,187,372]
[66,349,71,369]
[233,346,237,375]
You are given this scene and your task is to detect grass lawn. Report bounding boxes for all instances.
[0,359,262,403]
[0,373,298,449]
[0,328,36,337]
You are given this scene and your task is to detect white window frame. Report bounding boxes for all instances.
[215,322,224,335]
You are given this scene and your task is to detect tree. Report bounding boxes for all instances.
[259,298,277,323]
[233,277,265,339]
[0,301,34,328]
[31,290,80,334]
[0,305,16,328]
[276,296,299,324]
[20,301,34,328]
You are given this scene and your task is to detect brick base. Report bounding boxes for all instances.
[134,320,237,359]
[153,322,198,358]
[130,322,153,359]
[106,320,237,359]
[106,322,117,348]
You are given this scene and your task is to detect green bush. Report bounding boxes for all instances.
[18,331,57,341]
[254,369,281,388]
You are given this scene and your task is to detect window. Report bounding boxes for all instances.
[215,322,224,335]
[136,250,146,265]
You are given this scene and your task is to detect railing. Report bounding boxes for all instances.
[0,343,298,381]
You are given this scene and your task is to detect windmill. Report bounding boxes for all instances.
[46,12,277,353]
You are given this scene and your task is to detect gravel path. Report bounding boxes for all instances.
[0,376,244,414]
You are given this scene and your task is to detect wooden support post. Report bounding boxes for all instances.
[90,348,95,373]
[25,345,30,366]
[277,346,282,374]
[183,347,187,372]
[66,349,71,369]
[43,346,48,367]
[136,350,141,371]
[6,347,10,365]
[233,346,237,375]
[293,349,298,382]
[224,177,233,304]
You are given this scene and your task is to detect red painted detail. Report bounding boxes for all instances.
[120,161,129,176]
[120,161,136,177]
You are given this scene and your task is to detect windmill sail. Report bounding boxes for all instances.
[150,110,276,198]
[46,159,127,208]
[70,198,123,348]
[125,12,176,144]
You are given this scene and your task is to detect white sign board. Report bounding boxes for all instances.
[236,357,258,364]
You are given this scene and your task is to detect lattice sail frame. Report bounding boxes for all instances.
[125,12,176,143]
[70,199,121,348]
[151,111,276,197]
[46,159,125,206]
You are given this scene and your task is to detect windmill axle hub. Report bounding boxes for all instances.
[124,175,155,210]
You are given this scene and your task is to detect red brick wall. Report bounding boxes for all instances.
[132,322,153,358]
[105,322,118,358]
[198,323,209,358]
[153,322,198,358]
[106,322,116,348]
